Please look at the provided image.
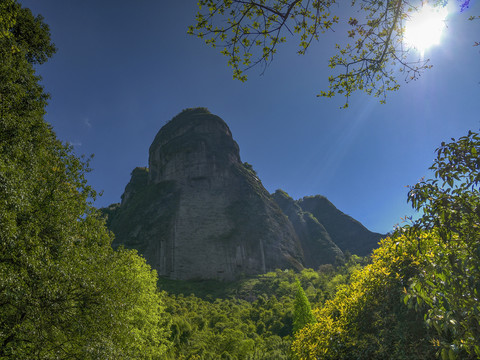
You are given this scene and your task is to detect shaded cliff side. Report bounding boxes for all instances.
[271,190,345,268]
[298,195,384,256]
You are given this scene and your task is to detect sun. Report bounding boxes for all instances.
[404,3,449,56]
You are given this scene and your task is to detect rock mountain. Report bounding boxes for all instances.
[103,108,383,280]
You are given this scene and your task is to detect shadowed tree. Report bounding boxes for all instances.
[0,1,169,358]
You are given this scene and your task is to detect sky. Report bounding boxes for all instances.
[19,0,480,234]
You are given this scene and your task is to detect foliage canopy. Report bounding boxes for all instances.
[4,2,479,359]
[159,263,366,359]
[0,1,169,358]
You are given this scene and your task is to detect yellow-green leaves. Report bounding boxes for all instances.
[190,0,338,81]
[320,0,430,107]
[0,0,16,42]
[403,131,480,359]
[292,234,435,359]
[293,279,316,334]
[292,133,480,359]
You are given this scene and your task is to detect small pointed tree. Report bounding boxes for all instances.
[293,279,316,334]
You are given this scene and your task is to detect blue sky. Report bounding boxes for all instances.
[20,0,480,234]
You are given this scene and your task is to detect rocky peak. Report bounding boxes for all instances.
[107,108,304,280]
[298,195,384,256]
[272,190,344,268]
[148,108,241,184]
[121,167,149,205]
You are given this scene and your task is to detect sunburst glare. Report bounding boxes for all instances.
[404,3,449,57]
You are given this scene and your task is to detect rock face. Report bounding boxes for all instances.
[106,108,304,280]
[271,190,344,268]
[298,195,384,256]
[104,108,384,281]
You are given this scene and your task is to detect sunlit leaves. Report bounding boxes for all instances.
[319,0,436,107]
[293,279,316,333]
[293,132,480,358]
[292,233,435,359]
[403,131,480,359]
[189,0,338,81]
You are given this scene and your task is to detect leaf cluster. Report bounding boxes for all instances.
[292,234,436,359]
[320,0,433,107]
[402,131,480,359]
[189,0,338,81]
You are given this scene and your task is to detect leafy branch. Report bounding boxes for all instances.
[189,0,338,81]
[190,0,462,107]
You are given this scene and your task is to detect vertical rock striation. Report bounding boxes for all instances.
[272,190,345,268]
[107,108,304,280]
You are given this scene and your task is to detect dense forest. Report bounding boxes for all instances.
[1,1,479,359]
[159,257,367,359]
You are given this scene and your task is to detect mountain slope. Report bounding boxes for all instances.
[272,190,345,268]
[298,195,383,256]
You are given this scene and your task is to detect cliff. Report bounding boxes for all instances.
[106,108,304,280]
[272,190,344,268]
[298,195,384,256]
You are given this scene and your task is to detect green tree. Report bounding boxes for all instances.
[189,0,476,106]
[403,130,480,359]
[292,279,316,333]
[0,1,169,358]
[291,234,436,359]
[292,132,480,359]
